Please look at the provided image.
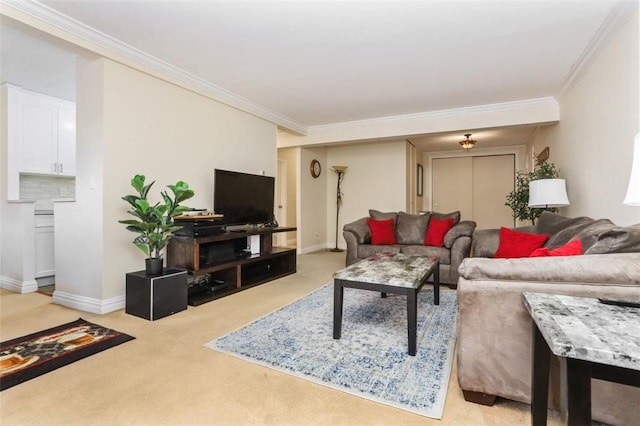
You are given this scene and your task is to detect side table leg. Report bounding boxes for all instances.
[531,322,551,426]
[563,358,591,426]
[333,280,344,339]
[407,290,417,356]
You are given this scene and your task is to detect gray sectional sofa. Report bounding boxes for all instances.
[343,209,476,285]
[456,212,640,425]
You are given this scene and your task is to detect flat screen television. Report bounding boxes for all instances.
[213,169,275,226]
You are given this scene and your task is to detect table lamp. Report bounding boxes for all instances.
[528,178,570,208]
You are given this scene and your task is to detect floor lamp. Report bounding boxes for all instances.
[623,133,640,206]
[330,166,348,252]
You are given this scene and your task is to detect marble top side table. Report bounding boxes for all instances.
[522,292,640,426]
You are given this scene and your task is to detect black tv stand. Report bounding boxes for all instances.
[167,227,296,306]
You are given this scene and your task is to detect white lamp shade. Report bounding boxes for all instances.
[528,179,570,208]
[623,134,640,206]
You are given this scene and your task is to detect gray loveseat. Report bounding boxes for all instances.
[456,212,640,425]
[343,210,476,285]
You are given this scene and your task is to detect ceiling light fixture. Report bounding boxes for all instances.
[459,133,476,150]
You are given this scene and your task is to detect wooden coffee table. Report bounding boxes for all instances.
[332,252,440,356]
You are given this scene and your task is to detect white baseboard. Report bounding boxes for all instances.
[299,242,347,254]
[299,243,325,254]
[0,276,38,293]
[52,290,125,314]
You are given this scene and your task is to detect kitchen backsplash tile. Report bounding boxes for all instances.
[20,174,76,201]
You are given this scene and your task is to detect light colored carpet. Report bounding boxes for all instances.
[208,284,457,418]
[0,250,565,425]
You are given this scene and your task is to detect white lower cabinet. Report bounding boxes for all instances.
[34,214,55,279]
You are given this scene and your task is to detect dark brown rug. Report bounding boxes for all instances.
[0,318,135,391]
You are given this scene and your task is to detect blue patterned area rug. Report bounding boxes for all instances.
[206,283,457,419]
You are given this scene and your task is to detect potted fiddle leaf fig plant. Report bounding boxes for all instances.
[120,174,194,275]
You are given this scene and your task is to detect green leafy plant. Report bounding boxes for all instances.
[119,174,195,259]
[505,161,560,225]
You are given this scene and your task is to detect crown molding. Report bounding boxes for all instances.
[1,0,308,135]
[558,0,638,100]
[308,97,558,134]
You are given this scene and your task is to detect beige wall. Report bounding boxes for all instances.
[530,12,639,226]
[299,146,328,252]
[55,57,277,309]
[54,57,105,303]
[325,141,407,250]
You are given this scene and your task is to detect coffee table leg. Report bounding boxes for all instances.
[333,280,344,339]
[407,290,417,356]
[433,262,440,305]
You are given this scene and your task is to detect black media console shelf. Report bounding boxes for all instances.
[166,227,296,306]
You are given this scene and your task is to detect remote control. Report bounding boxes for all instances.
[598,298,640,308]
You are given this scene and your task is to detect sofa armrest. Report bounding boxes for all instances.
[343,217,370,244]
[343,230,359,266]
[448,235,472,283]
[343,217,370,266]
[444,220,476,249]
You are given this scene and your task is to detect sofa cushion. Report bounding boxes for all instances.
[358,244,401,259]
[432,211,461,226]
[530,239,583,257]
[396,212,430,245]
[369,209,397,225]
[494,227,549,258]
[585,224,640,254]
[367,218,397,245]
[424,217,454,247]
[401,245,450,264]
[443,220,476,249]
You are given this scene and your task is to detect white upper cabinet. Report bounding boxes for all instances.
[19,89,76,176]
[55,105,76,176]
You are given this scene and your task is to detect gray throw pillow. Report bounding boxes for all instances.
[535,212,592,238]
[431,211,461,226]
[396,212,430,245]
[544,216,598,249]
[585,224,640,254]
[369,209,398,229]
[471,228,501,257]
[567,219,616,251]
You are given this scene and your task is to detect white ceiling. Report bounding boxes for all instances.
[0,0,629,150]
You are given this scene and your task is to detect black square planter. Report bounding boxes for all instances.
[125,268,188,321]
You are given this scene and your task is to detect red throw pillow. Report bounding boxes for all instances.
[424,217,454,247]
[494,227,549,258]
[367,218,397,245]
[530,239,583,257]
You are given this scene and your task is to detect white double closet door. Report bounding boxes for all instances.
[432,155,515,230]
